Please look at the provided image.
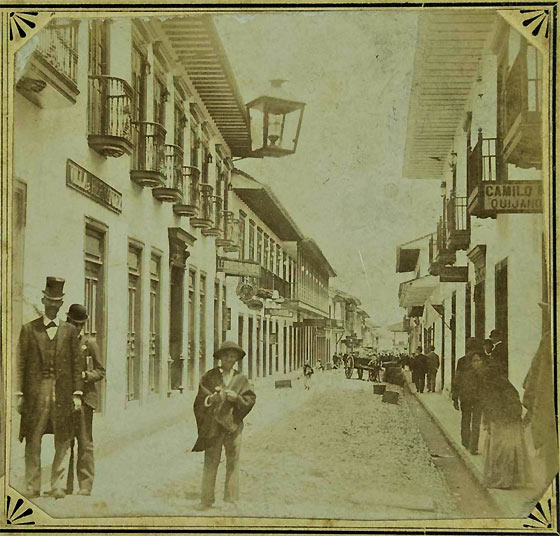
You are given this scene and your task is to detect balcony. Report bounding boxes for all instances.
[216,210,234,249]
[202,196,223,237]
[467,129,498,219]
[260,268,291,300]
[17,21,79,107]
[446,194,470,251]
[88,76,134,158]
[190,184,213,229]
[174,166,201,217]
[223,215,241,253]
[153,144,184,203]
[502,49,542,169]
[130,122,166,187]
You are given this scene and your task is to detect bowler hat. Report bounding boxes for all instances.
[43,276,65,301]
[213,341,246,360]
[67,304,88,324]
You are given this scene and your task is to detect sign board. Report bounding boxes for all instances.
[482,181,543,213]
[264,308,293,318]
[217,257,261,278]
[440,266,468,283]
[302,319,327,328]
[66,159,122,214]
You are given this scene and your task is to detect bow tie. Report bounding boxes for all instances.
[45,321,57,329]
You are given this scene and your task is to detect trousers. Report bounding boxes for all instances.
[66,404,95,494]
[414,372,426,393]
[460,399,482,452]
[427,370,437,392]
[24,378,71,496]
[201,426,242,506]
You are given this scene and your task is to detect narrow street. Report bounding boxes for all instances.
[30,370,493,521]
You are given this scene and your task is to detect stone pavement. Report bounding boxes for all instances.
[404,371,545,519]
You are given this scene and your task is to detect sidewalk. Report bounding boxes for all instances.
[404,372,542,518]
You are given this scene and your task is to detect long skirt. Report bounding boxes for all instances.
[483,420,532,489]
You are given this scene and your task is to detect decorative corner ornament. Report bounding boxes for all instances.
[523,496,553,529]
[520,9,550,39]
[8,12,38,41]
[6,495,35,525]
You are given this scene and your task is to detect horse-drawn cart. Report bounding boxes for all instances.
[344,355,381,381]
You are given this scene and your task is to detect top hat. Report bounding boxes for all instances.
[213,341,246,361]
[42,277,65,301]
[67,304,88,324]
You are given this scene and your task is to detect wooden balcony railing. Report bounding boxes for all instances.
[174,166,200,217]
[260,268,291,299]
[224,216,241,253]
[130,121,166,187]
[191,184,213,228]
[37,21,78,84]
[88,75,134,158]
[446,194,470,251]
[216,210,234,248]
[153,144,184,203]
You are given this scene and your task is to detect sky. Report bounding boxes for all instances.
[214,11,442,326]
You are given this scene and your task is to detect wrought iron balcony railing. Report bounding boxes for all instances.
[202,196,223,237]
[37,21,78,85]
[88,75,134,158]
[191,184,213,228]
[130,121,166,187]
[153,144,184,203]
[174,165,200,217]
[446,193,470,251]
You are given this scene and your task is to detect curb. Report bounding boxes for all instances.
[404,378,505,516]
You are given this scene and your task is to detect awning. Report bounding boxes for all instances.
[396,246,420,273]
[398,275,439,308]
[402,11,496,179]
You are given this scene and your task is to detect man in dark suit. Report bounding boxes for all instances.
[452,337,483,454]
[65,304,105,496]
[193,341,256,510]
[15,277,83,499]
[413,345,427,393]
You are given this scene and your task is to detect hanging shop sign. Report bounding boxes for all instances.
[217,257,261,278]
[264,308,293,318]
[481,180,543,213]
[440,266,469,283]
[66,159,122,214]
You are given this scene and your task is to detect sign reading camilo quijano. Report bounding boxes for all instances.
[483,181,543,213]
[217,257,261,278]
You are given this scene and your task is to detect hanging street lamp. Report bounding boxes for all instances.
[246,79,305,158]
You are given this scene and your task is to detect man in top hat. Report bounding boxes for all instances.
[15,277,84,499]
[192,341,256,510]
[65,304,105,496]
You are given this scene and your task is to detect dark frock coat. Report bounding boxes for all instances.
[17,318,83,443]
[79,336,105,410]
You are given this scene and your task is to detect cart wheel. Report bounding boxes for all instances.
[358,369,364,380]
[345,357,354,379]
[368,370,374,382]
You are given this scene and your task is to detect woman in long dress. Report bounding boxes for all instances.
[478,352,532,489]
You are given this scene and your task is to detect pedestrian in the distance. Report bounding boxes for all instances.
[413,346,427,393]
[192,341,256,510]
[65,304,105,496]
[426,346,440,392]
[303,361,314,390]
[452,337,484,454]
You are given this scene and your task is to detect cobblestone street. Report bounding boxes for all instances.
[24,371,467,521]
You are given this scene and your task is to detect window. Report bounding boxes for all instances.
[507,28,521,69]
[169,260,185,392]
[190,117,199,168]
[214,281,220,356]
[264,233,269,269]
[153,70,167,127]
[201,142,209,183]
[84,223,106,411]
[174,85,186,149]
[188,269,196,389]
[88,20,108,76]
[248,220,255,261]
[270,239,275,272]
[256,228,263,265]
[149,253,161,393]
[127,244,142,401]
[222,286,228,347]
[276,245,282,277]
[527,45,542,113]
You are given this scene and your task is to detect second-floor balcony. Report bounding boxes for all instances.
[130,122,166,187]
[223,215,241,253]
[17,21,80,107]
[173,166,200,217]
[259,268,291,300]
[467,129,498,219]
[446,194,470,251]
[190,184,213,229]
[202,196,223,237]
[88,75,134,158]
[153,144,184,203]
[429,220,455,276]
[502,47,542,169]
[216,211,238,250]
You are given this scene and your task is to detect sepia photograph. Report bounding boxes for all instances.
[1,2,557,531]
